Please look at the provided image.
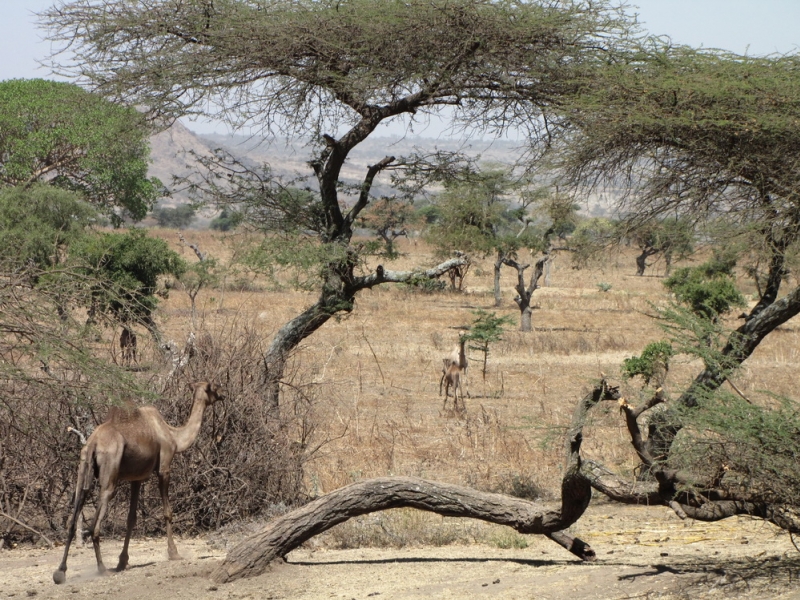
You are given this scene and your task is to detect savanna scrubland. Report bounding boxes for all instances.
[3,230,800,598]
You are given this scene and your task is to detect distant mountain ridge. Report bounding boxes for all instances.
[148,122,529,206]
[147,123,612,216]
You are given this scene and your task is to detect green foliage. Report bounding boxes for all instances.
[664,261,746,321]
[402,274,447,294]
[181,257,220,293]
[670,391,800,506]
[70,229,186,323]
[358,196,415,258]
[0,184,96,269]
[596,282,612,292]
[568,217,618,269]
[0,79,161,221]
[464,309,514,380]
[210,207,243,231]
[424,168,513,258]
[244,234,352,291]
[622,341,673,386]
[153,204,197,229]
[414,203,441,225]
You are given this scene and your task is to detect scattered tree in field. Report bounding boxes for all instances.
[498,190,579,330]
[554,41,800,532]
[464,310,513,384]
[181,255,220,332]
[568,217,618,269]
[43,0,632,408]
[153,204,197,229]
[425,167,530,303]
[0,79,161,222]
[209,207,243,232]
[627,218,695,276]
[359,196,415,258]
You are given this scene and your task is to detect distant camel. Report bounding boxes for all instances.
[120,327,137,365]
[439,362,464,410]
[53,381,224,584]
[440,335,468,410]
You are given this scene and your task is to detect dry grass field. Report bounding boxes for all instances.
[152,228,800,497]
[5,228,800,598]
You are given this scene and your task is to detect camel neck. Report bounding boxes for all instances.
[172,393,207,453]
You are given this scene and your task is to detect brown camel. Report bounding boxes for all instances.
[439,334,469,405]
[439,362,464,410]
[53,381,224,584]
[119,326,137,366]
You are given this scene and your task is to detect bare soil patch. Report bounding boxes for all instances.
[4,502,799,600]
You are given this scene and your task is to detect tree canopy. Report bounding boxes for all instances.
[548,40,800,532]
[0,183,96,270]
[42,0,637,406]
[0,79,161,221]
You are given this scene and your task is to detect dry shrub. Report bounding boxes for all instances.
[0,379,109,545]
[131,325,314,535]
[0,313,313,544]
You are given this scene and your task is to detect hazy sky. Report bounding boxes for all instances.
[3,0,799,134]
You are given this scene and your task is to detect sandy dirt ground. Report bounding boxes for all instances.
[3,502,800,600]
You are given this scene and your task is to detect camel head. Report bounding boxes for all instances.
[194,381,225,405]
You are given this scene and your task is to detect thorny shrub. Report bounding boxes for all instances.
[0,267,314,546]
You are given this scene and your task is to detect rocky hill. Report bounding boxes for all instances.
[148,123,612,216]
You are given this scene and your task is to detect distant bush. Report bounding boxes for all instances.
[210,208,243,231]
[153,204,197,229]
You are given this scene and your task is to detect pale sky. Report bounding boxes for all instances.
[2,0,799,135]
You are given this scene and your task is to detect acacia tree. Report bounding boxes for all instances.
[626,217,695,276]
[43,0,632,407]
[552,42,800,531]
[0,79,161,222]
[358,196,415,259]
[424,167,518,297]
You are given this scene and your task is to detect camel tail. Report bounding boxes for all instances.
[79,439,97,492]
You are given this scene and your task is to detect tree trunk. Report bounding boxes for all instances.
[262,257,470,408]
[211,380,620,583]
[503,254,549,332]
[519,304,533,332]
[635,251,648,276]
[493,250,504,307]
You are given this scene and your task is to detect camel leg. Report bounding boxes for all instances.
[53,485,87,584]
[90,483,116,575]
[158,472,181,560]
[117,481,141,571]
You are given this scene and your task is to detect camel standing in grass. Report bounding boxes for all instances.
[440,363,464,410]
[120,327,137,366]
[439,335,468,410]
[53,381,224,584]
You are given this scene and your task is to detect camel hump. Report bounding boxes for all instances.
[108,403,145,424]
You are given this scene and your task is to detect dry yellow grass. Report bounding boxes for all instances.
[137,229,800,527]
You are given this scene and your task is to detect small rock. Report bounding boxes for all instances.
[208,586,218,592]
[493,579,500,584]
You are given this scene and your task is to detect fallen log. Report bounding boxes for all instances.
[212,380,620,583]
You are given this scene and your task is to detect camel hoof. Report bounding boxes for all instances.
[53,570,66,585]
[169,553,183,561]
